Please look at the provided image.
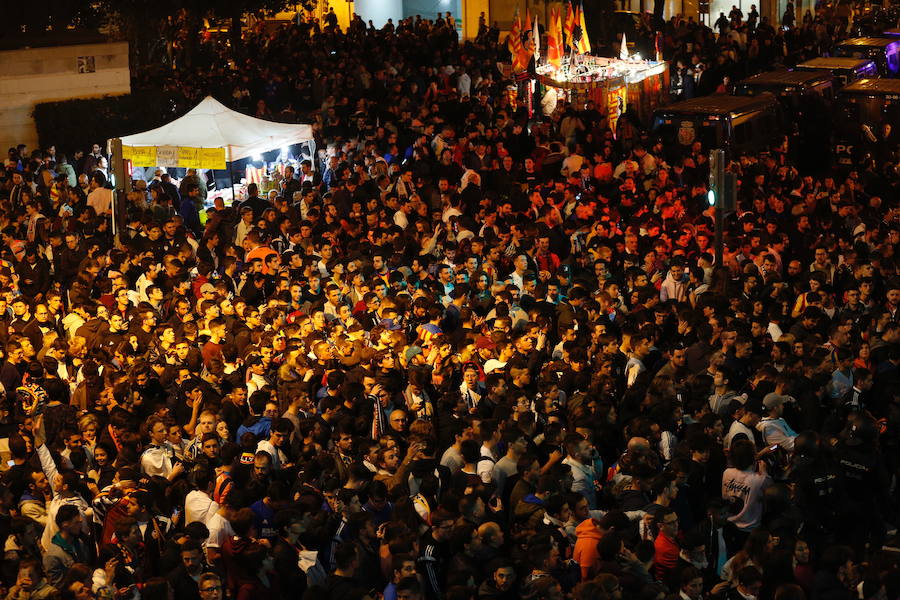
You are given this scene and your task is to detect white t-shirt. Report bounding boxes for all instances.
[87,187,113,215]
[206,512,235,550]
[185,490,219,527]
[722,467,771,531]
[477,444,497,484]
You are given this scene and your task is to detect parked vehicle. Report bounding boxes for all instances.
[733,70,834,170]
[832,78,900,166]
[794,57,879,87]
[832,37,900,76]
[651,93,784,160]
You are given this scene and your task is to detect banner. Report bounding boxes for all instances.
[178,147,200,168]
[156,146,179,167]
[199,148,227,169]
[122,145,157,165]
[120,144,227,169]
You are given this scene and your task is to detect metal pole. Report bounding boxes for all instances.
[710,148,725,267]
[109,137,127,241]
[229,162,237,206]
[714,194,723,267]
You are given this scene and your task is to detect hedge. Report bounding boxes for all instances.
[32,91,194,156]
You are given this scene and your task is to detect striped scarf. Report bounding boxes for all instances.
[371,396,386,439]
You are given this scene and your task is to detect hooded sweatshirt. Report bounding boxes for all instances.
[572,518,604,580]
[513,494,546,530]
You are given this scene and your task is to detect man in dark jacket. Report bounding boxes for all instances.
[324,542,372,600]
[17,246,50,300]
[418,509,454,600]
[812,546,857,600]
[58,232,86,289]
[168,540,207,600]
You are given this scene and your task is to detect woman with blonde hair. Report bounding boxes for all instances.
[78,413,100,454]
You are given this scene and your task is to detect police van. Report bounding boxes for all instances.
[651,93,783,160]
[832,37,900,76]
[733,70,834,170]
[733,70,835,106]
[794,57,879,87]
[832,78,900,166]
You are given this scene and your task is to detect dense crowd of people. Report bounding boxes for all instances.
[2,7,900,600]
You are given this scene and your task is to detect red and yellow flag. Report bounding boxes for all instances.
[508,8,525,70]
[547,8,563,69]
[563,2,576,50]
[521,7,534,68]
[576,3,591,54]
[546,6,563,69]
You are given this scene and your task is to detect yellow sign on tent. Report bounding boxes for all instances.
[122,145,158,165]
[199,148,227,169]
[178,147,200,168]
[121,145,226,169]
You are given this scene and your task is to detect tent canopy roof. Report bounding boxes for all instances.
[115,96,313,162]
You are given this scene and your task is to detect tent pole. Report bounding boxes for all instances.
[229,161,236,206]
[109,137,126,243]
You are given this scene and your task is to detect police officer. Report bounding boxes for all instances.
[833,415,889,557]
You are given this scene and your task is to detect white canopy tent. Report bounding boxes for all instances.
[114,95,314,163]
[107,96,314,236]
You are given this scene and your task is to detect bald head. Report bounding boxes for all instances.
[478,522,504,548]
[627,437,651,453]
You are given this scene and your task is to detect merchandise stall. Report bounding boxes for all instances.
[535,54,669,131]
[108,96,315,205]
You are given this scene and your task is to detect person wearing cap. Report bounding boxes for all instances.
[757,393,798,451]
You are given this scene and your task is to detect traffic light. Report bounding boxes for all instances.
[707,149,736,213]
[708,148,737,267]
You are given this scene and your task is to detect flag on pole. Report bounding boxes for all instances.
[563,2,576,50]
[520,7,534,68]
[508,8,525,70]
[576,3,591,54]
[533,14,540,62]
[546,6,563,69]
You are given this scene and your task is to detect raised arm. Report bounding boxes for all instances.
[32,414,60,486]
